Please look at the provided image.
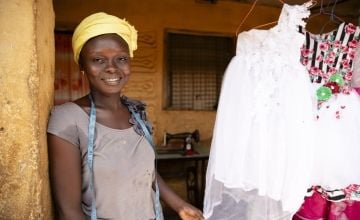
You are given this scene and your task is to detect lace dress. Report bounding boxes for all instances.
[204,2,316,220]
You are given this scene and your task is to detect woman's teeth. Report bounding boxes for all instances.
[104,78,120,82]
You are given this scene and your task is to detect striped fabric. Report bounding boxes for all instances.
[299,23,360,85]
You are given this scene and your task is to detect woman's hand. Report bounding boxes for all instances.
[156,172,204,220]
[177,202,204,220]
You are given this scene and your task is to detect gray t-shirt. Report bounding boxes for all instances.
[47,102,157,219]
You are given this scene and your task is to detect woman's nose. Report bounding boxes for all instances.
[105,60,117,73]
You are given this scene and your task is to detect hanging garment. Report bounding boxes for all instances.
[292,22,360,219]
[204,2,316,220]
[352,41,360,88]
[300,22,360,190]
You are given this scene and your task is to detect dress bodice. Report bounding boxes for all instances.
[300,22,360,103]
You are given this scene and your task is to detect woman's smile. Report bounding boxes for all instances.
[102,76,123,85]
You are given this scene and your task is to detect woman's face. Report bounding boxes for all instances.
[79,34,131,95]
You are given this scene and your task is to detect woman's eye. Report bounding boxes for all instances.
[117,56,129,62]
[93,58,104,63]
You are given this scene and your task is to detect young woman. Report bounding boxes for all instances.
[47,12,203,220]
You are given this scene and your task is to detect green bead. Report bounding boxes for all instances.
[329,73,344,86]
[316,86,332,101]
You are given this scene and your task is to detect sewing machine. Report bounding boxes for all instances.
[161,130,200,155]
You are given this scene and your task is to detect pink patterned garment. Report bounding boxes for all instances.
[293,191,360,220]
[294,22,360,219]
[354,87,360,95]
[300,23,360,108]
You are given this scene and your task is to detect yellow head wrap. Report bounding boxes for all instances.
[72,12,138,64]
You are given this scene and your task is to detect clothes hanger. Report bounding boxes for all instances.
[307,0,345,25]
[318,0,345,34]
[235,0,288,34]
[251,21,278,30]
[244,0,316,31]
[235,0,259,35]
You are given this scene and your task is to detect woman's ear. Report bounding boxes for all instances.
[78,52,85,69]
[78,61,85,76]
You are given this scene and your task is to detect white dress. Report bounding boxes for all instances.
[204,2,316,219]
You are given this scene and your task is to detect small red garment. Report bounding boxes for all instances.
[293,191,360,220]
[354,87,360,95]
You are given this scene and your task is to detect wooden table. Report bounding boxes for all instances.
[156,145,210,208]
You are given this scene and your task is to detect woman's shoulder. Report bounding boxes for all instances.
[49,101,89,126]
[121,95,146,112]
[52,95,89,115]
[51,101,83,115]
[47,101,85,147]
[121,95,153,135]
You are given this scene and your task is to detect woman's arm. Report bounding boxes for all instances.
[156,172,204,220]
[48,133,86,220]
